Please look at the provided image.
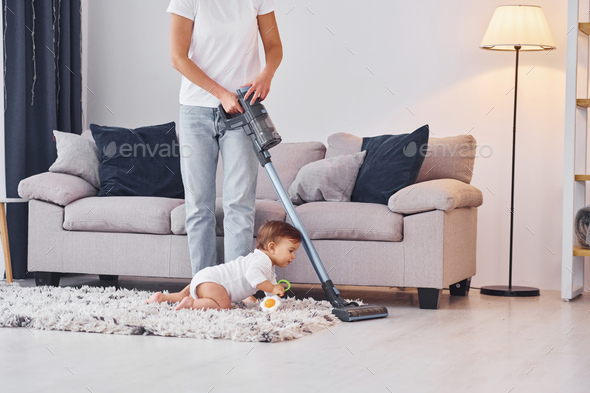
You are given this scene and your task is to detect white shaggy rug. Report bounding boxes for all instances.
[0,284,339,342]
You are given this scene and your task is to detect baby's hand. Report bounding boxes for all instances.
[242,295,258,304]
[272,284,285,297]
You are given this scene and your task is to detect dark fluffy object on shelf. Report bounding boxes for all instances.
[575,206,590,248]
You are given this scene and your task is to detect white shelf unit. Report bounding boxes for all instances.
[563,0,590,300]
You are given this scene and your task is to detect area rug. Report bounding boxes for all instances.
[0,284,339,342]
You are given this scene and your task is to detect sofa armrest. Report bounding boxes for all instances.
[18,172,98,206]
[388,178,483,214]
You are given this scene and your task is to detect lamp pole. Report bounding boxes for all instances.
[480,44,540,297]
[508,45,520,290]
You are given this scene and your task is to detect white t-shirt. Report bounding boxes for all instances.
[166,0,275,107]
[189,249,277,302]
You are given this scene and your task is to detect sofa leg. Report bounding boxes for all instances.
[35,272,61,287]
[99,275,119,282]
[449,277,471,296]
[417,288,441,309]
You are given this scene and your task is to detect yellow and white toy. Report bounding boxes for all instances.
[260,280,290,312]
[260,295,282,311]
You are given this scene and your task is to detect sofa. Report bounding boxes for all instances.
[18,129,483,309]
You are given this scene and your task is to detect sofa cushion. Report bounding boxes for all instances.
[325,132,363,159]
[351,125,430,205]
[326,132,477,185]
[170,198,287,236]
[216,142,327,200]
[64,196,184,234]
[293,202,403,241]
[288,151,366,204]
[90,122,184,198]
[388,179,483,214]
[49,130,101,188]
[18,172,98,206]
[170,204,186,235]
[415,135,476,184]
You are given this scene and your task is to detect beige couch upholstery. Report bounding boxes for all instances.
[19,132,483,309]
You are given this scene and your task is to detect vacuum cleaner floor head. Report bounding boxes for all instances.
[332,304,389,322]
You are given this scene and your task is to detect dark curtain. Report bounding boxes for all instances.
[3,0,82,279]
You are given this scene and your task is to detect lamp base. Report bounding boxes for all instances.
[480,285,540,297]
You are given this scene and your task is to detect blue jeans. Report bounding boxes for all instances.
[178,105,258,274]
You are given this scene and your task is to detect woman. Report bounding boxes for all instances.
[166,0,283,274]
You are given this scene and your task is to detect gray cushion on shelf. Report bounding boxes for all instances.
[388,178,483,214]
[18,172,98,206]
[575,206,590,248]
[292,201,403,242]
[288,151,366,204]
[49,130,101,188]
[64,196,184,235]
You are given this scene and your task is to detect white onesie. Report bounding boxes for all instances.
[189,249,277,302]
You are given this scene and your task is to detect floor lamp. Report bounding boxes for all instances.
[479,5,555,297]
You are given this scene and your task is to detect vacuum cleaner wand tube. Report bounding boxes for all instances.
[218,87,388,322]
[264,163,332,285]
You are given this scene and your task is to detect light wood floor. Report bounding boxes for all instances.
[1,275,589,393]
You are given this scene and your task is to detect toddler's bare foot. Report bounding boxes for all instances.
[174,296,194,311]
[146,292,165,304]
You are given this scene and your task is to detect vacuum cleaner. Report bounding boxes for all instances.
[219,86,388,322]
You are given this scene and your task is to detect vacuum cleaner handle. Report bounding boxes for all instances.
[218,87,258,130]
[218,87,282,165]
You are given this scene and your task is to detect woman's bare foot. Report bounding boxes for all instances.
[146,292,165,304]
[174,296,195,311]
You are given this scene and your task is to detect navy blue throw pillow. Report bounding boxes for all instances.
[90,122,184,198]
[351,125,430,204]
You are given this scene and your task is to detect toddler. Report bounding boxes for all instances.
[147,221,301,311]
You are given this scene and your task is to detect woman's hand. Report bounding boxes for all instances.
[245,12,282,106]
[243,69,274,105]
[271,284,285,297]
[219,90,244,114]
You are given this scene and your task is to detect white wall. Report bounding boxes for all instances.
[85,0,179,129]
[84,0,578,291]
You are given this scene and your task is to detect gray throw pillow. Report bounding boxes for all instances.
[49,130,100,189]
[288,151,367,204]
[18,172,98,206]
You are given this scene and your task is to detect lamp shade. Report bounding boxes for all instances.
[480,5,555,51]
